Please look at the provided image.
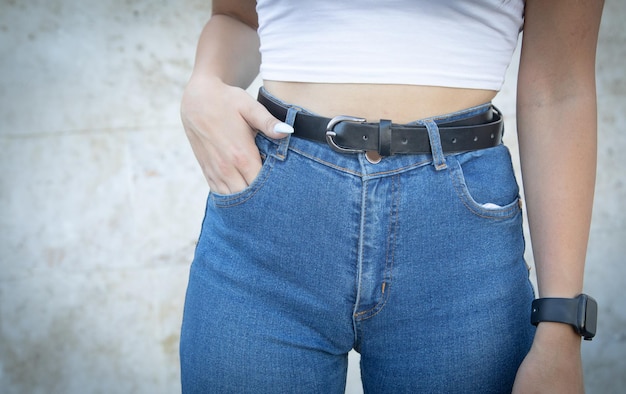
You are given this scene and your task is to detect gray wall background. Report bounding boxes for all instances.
[0,1,624,393]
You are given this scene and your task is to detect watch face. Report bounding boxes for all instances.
[584,296,598,337]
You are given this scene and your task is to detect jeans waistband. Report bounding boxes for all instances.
[257,87,504,174]
[258,87,503,162]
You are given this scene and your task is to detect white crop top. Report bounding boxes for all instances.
[256,0,524,91]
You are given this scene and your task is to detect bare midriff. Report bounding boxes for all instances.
[263,81,498,124]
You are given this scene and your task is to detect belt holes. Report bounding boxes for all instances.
[490,133,495,139]
[473,136,479,142]
[401,137,408,145]
[452,138,457,144]
[362,135,368,141]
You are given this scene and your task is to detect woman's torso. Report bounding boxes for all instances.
[263,81,497,123]
[257,0,524,121]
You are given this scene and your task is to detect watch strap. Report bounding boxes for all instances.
[530,297,579,327]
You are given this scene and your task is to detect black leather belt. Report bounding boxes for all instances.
[258,88,504,156]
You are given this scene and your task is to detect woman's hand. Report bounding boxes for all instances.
[181,76,292,194]
[512,323,584,394]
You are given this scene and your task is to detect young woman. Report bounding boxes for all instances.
[179,1,604,392]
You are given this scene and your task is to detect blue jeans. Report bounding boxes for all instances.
[180,93,535,393]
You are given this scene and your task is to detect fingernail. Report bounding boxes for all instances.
[274,122,294,134]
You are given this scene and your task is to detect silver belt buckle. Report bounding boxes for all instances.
[325,115,367,154]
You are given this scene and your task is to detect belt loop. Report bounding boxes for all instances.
[420,119,448,171]
[284,106,300,127]
[274,106,300,159]
[378,119,392,156]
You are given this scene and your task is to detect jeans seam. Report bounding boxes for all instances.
[385,174,400,307]
[447,157,521,220]
[291,145,434,179]
[353,175,399,322]
[210,157,276,207]
[362,160,433,179]
[352,179,368,339]
[290,146,363,176]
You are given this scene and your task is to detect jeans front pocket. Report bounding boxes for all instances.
[447,144,521,220]
[210,134,277,208]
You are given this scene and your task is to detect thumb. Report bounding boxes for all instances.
[244,99,293,139]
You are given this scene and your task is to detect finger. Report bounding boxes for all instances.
[241,98,293,139]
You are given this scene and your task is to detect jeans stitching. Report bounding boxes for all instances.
[353,175,399,321]
[290,145,433,178]
[352,179,368,324]
[210,156,275,207]
[447,155,521,220]
[290,146,362,176]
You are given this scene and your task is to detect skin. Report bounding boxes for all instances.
[512,1,603,392]
[180,0,604,391]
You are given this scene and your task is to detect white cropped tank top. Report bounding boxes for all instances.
[256,0,524,91]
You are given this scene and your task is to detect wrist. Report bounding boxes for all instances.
[531,294,597,340]
[186,73,224,89]
[532,323,583,363]
[182,75,238,112]
[534,321,583,346]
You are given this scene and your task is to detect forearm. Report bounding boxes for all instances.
[189,13,261,88]
[517,94,597,299]
[516,0,602,302]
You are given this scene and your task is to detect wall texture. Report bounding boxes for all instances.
[0,1,624,393]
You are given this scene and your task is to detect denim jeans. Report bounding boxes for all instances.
[180,93,535,393]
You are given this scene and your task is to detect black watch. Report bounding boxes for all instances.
[530,294,597,340]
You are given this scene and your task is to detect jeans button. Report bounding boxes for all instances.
[365,151,382,164]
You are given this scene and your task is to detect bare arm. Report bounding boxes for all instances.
[181,0,289,193]
[513,0,604,392]
[192,1,261,88]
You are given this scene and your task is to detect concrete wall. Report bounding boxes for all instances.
[0,1,624,393]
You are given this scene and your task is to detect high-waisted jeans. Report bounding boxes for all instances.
[180,92,535,393]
